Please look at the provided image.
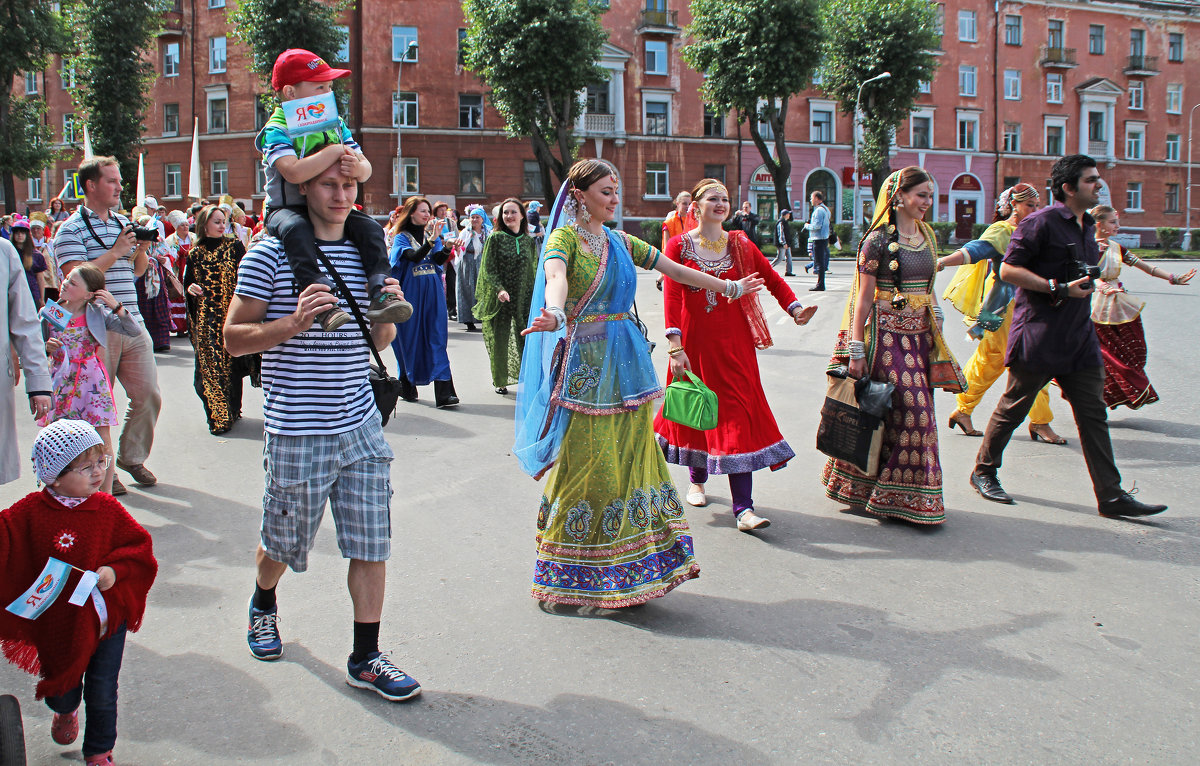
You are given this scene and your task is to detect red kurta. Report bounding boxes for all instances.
[0,490,157,699]
[654,231,798,474]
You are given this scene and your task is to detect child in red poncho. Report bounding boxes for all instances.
[0,419,157,766]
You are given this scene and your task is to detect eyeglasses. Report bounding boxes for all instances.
[68,455,112,476]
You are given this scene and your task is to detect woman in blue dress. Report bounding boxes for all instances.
[389,195,459,408]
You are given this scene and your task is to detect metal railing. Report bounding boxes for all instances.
[1125,55,1159,73]
[1039,46,1077,66]
[638,9,678,29]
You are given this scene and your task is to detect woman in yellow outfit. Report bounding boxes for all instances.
[938,184,1066,444]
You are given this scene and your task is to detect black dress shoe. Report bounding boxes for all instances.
[1099,491,1167,517]
[808,286,825,292]
[970,472,1013,504]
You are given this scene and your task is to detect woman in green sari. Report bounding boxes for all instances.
[474,198,537,394]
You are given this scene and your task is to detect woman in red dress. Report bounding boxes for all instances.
[654,178,817,532]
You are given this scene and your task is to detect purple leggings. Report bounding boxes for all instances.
[689,467,753,515]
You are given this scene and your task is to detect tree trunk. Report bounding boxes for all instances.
[0,88,14,214]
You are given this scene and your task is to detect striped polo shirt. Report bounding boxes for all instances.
[234,236,375,436]
[53,206,142,323]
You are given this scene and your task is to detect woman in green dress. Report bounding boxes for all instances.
[516,159,763,607]
[474,198,537,394]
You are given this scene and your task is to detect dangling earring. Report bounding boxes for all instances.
[578,200,592,224]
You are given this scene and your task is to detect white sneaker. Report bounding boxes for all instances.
[736,509,771,532]
[686,484,707,507]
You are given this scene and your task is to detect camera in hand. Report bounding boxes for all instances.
[1068,260,1102,284]
[132,225,159,242]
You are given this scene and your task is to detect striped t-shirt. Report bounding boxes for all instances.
[235,236,375,436]
[53,206,142,324]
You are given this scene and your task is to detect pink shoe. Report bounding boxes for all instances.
[85,751,114,765]
[51,709,78,745]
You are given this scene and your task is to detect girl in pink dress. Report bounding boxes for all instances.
[38,263,139,494]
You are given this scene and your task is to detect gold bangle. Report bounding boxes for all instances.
[667,347,685,356]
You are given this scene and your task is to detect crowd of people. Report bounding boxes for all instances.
[0,63,1192,766]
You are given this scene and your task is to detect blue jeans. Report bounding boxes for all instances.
[811,238,830,274]
[45,624,127,757]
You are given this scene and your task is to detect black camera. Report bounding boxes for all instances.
[1068,260,1101,283]
[131,225,159,242]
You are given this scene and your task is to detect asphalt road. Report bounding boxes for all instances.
[3,259,1198,765]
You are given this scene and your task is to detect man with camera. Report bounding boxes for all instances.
[53,156,162,495]
[970,154,1166,517]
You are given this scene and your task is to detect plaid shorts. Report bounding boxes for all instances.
[260,414,393,572]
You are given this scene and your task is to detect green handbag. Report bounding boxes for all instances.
[662,370,719,431]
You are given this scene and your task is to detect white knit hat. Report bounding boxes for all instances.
[31,419,104,484]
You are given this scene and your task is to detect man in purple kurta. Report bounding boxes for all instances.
[970,154,1167,518]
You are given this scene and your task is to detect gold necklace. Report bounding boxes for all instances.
[695,230,728,251]
[897,226,921,244]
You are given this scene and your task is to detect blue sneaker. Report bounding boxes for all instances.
[247,602,283,661]
[346,651,421,701]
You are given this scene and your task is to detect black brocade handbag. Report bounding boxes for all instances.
[312,250,404,426]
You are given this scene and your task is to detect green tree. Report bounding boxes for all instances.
[0,0,71,213]
[818,0,939,199]
[229,0,349,91]
[684,0,823,216]
[69,0,165,204]
[463,0,606,205]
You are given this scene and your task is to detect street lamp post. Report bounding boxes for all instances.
[852,72,892,238]
[395,41,418,205]
[1184,102,1200,251]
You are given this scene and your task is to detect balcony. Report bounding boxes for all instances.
[1124,55,1160,76]
[1088,140,1110,157]
[637,9,680,36]
[583,112,616,135]
[158,10,184,37]
[1039,46,1078,68]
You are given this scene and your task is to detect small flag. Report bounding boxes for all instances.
[6,558,73,620]
[281,91,340,137]
[40,299,70,331]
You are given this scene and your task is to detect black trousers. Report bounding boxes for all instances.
[975,363,1122,502]
[267,206,390,295]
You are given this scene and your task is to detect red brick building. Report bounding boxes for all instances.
[10,0,1200,244]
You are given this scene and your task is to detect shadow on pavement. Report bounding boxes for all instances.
[1108,417,1200,440]
[277,643,768,765]
[122,644,313,758]
[609,594,1057,742]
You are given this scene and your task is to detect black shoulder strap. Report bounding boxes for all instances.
[310,246,391,376]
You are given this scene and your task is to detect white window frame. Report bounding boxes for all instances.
[958,10,977,42]
[24,72,37,95]
[1004,70,1021,101]
[164,42,180,77]
[209,36,226,73]
[335,25,350,63]
[1125,181,1142,212]
[1046,73,1063,104]
[645,162,669,200]
[1125,123,1145,160]
[1168,33,1184,63]
[644,41,667,76]
[1128,81,1144,111]
[208,0,225,8]
[164,164,182,199]
[959,66,977,97]
[458,94,483,129]
[1003,122,1021,153]
[1044,115,1068,156]
[392,26,418,62]
[459,159,484,195]
[163,103,179,137]
[206,87,228,134]
[394,157,419,195]
[642,92,671,136]
[522,160,545,198]
[393,91,418,128]
[909,107,934,149]
[59,62,74,90]
[1089,24,1105,55]
[956,111,980,151]
[1166,84,1182,114]
[27,175,42,202]
[1166,134,1181,162]
[255,164,267,197]
[62,113,75,144]
[1165,183,1180,213]
[209,161,228,197]
[918,80,931,94]
[808,98,836,144]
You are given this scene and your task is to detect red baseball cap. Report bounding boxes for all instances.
[272,48,351,91]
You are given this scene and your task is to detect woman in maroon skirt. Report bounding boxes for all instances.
[1090,206,1194,409]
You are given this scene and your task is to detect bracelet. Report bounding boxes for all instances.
[931,306,944,322]
[667,347,685,357]
[847,340,866,360]
[113,303,123,314]
[546,306,566,330]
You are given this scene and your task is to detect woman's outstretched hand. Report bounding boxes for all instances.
[522,307,560,336]
[730,272,765,300]
[791,305,818,325]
